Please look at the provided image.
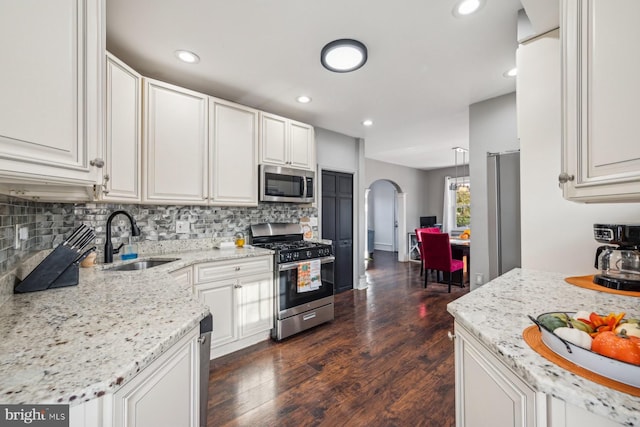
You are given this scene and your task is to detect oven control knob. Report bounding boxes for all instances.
[306,251,312,258]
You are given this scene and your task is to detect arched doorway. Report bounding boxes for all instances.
[365,179,407,263]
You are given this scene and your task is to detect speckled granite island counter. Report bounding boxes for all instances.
[0,244,273,408]
[447,268,640,426]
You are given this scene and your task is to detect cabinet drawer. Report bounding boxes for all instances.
[194,256,272,283]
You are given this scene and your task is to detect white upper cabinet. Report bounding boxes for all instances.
[289,120,315,170]
[103,53,141,202]
[0,0,103,187]
[560,0,640,201]
[260,112,315,170]
[209,98,258,206]
[143,78,209,204]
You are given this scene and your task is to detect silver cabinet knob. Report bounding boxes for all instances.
[90,158,105,168]
[447,331,456,341]
[235,266,241,271]
[558,172,575,184]
[234,284,242,288]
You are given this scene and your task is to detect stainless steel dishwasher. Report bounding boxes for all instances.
[199,314,213,427]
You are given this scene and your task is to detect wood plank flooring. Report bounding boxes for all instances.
[207,251,469,427]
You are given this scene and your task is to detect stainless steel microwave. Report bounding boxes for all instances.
[259,165,315,203]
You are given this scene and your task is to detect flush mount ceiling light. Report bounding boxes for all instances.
[174,50,200,64]
[362,119,373,126]
[321,39,368,73]
[452,0,486,17]
[503,67,517,78]
[296,95,312,104]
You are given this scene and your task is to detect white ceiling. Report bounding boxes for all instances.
[106,0,522,170]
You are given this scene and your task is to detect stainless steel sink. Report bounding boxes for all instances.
[106,258,180,271]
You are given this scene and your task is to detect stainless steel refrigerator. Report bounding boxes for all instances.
[487,151,521,280]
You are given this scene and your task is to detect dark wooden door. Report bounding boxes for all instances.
[322,170,353,293]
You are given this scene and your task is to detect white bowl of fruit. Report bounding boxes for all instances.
[530,311,640,388]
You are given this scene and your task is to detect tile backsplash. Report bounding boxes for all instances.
[0,194,317,274]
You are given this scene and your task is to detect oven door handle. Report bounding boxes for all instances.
[278,256,335,272]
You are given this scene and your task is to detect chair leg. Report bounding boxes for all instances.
[420,262,423,276]
[423,269,428,288]
[447,275,452,293]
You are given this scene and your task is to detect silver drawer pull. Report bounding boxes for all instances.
[303,312,316,321]
[235,266,241,271]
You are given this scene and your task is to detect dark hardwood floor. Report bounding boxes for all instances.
[207,251,469,427]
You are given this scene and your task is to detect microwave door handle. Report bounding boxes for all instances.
[302,176,307,198]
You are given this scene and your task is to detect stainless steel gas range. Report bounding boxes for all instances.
[251,223,335,340]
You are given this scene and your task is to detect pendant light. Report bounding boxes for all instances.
[450,147,468,190]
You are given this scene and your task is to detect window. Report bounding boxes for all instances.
[456,185,471,227]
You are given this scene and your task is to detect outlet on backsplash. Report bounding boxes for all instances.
[176,220,190,234]
[14,225,28,249]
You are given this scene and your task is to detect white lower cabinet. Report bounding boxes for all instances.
[454,322,538,427]
[69,325,201,427]
[196,278,237,348]
[111,327,199,427]
[194,256,273,358]
[454,321,625,427]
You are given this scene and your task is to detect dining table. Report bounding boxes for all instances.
[443,237,470,285]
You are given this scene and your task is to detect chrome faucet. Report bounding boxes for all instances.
[104,210,141,263]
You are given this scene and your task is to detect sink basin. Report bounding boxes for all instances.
[107,258,180,271]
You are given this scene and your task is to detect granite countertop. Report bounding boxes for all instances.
[447,268,640,426]
[0,244,273,407]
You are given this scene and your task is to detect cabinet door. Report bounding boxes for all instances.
[113,328,199,427]
[0,0,102,185]
[260,113,288,166]
[454,322,537,427]
[104,53,141,201]
[195,280,237,348]
[237,272,274,338]
[289,120,315,170]
[210,98,258,206]
[143,78,208,204]
[561,0,640,201]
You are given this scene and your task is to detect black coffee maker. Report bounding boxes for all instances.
[593,224,640,291]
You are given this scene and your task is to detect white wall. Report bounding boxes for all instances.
[365,158,428,234]
[370,180,396,252]
[316,127,359,171]
[518,30,640,276]
[469,92,518,290]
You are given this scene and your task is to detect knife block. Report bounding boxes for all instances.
[14,246,81,293]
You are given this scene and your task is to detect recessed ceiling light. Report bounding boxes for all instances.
[296,95,312,104]
[321,39,368,73]
[175,50,200,64]
[362,119,373,126]
[503,67,517,78]
[452,0,485,17]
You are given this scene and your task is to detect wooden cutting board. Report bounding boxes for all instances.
[564,275,640,297]
[522,325,640,397]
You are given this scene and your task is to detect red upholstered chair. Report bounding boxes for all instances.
[415,227,440,277]
[419,232,464,293]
